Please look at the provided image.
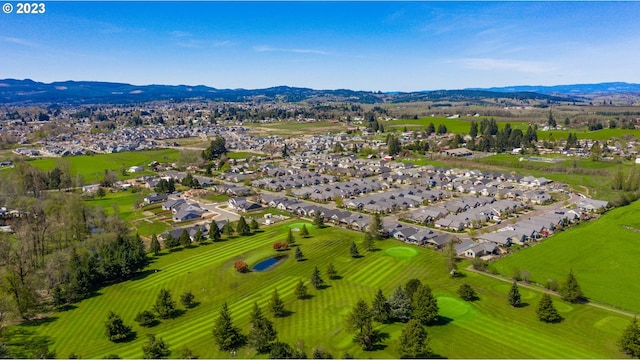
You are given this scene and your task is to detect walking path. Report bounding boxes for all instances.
[466,266,637,318]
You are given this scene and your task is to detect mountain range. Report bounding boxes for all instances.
[1,79,638,105]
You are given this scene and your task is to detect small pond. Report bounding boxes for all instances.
[252,255,288,272]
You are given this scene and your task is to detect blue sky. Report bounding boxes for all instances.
[1,1,639,91]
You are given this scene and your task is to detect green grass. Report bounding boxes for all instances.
[10,222,630,359]
[24,149,181,184]
[227,151,266,159]
[384,246,419,259]
[490,200,640,313]
[84,189,148,221]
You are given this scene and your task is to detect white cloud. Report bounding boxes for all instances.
[176,39,233,49]
[253,45,331,56]
[452,58,554,74]
[0,36,38,47]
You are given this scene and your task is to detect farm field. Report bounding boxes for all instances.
[490,200,640,313]
[8,221,629,359]
[23,149,181,184]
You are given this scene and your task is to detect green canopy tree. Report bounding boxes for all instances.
[412,284,439,325]
[618,317,640,358]
[457,283,478,301]
[247,302,277,354]
[153,288,177,319]
[559,269,585,303]
[179,230,191,248]
[180,290,195,308]
[508,281,521,308]
[536,293,562,323]
[142,334,171,359]
[371,289,391,323]
[397,319,431,358]
[104,311,134,342]
[212,302,245,351]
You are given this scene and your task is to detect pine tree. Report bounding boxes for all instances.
[347,299,372,333]
[269,288,286,318]
[142,334,171,359]
[618,317,640,358]
[295,247,304,261]
[247,302,277,354]
[350,241,360,258]
[371,289,391,323]
[104,311,133,342]
[212,302,245,351]
[412,284,439,325]
[445,239,457,276]
[536,293,562,323]
[508,281,521,308]
[299,224,309,238]
[388,285,412,322]
[369,213,383,240]
[397,319,430,358]
[326,263,338,280]
[250,218,260,230]
[164,233,179,252]
[404,279,422,300]
[210,222,221,242]
[193,228,204,244]
[469,121,478,138]
[150,234,161,256]
[286,228,296,246]
[353,320,379,351]
[134,310,156,327]
[313,211,324,228]
[559,269,585,303]
[180,290,195,308]
[457,283,477,301]
[179,230,191,248]
[310,266,325,289]
[363,232,374,252]
[236,216,250,236]
[153,288,176,319]
[295,279,308,300]
[223,222,234,236]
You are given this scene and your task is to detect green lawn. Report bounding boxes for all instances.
[25,149,181,184]
[490,200,640,313]
[8,221,630,359]
[84,189,148,221]
[227,151,266,160]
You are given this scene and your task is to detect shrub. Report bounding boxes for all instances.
[234,260,249,273]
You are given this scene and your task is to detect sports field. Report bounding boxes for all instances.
[491,200,640,313]
[8,221,629,358]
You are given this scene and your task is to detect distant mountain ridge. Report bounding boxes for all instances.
[1,78,636,105]
[467,82,640,95]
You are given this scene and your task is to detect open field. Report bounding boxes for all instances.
[23,149,181,184]
[244,121,350,136]
[490,200,640,313]
[8,221,629,358]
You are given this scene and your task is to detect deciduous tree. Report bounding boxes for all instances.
[618,317,640,358]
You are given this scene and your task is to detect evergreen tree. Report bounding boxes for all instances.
[426,123,435,135]
[202,136,227,160]
[153,288,177,319]
[347,299,372,333]
[313,211,324,228]
[618,317,640,358]
[210,222,221,242]
[150,234,161,256]
[269,342,295,359]
[363,232,374,252]
[536,293,562,323]
[397,319,430,358]
[142,334,171,359]
[371,289,391,323]
[508,281,521,307]
[404,279,422,300]
[223,222,235,236]
[269,288,286,318]
[469,121,478,138]
[388,285,412,322]
[369,213,383,240]
[134,310,156,327]
[310,266,325,289]
[445,239,458,276]
[548,110,557,128]
[353,320,379,351]
[295,247,304,261]
[250,218,260,230]
[180,290,195,308]
[326,263,338,280]
[212,302,245,351]
[286,228,296,246]
[236,216,251,236]
[412,284,439,325]
[104,311,134,342]
[457,283,478,301]
[193,228,204,244]
[350,241,360,258]
[179,230,191,248]
[295,279,308,300]
[559,269,585,303]
[247,303,277,354]
[299,224,309,238]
